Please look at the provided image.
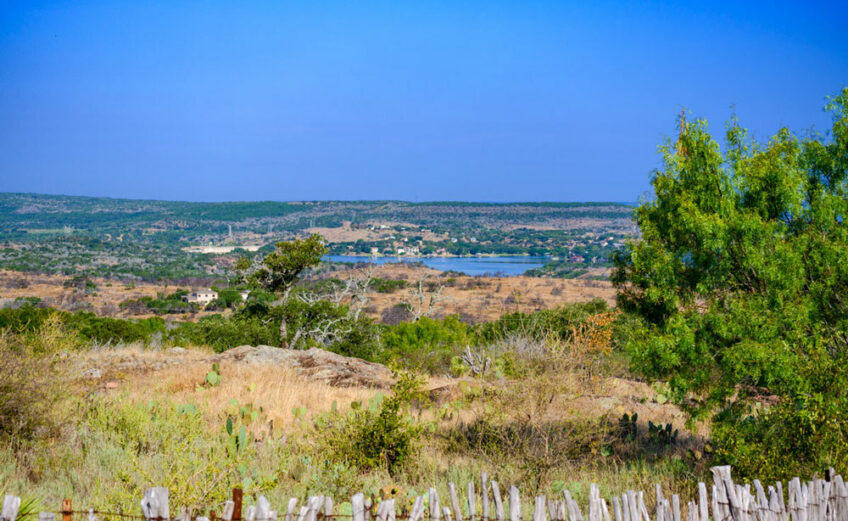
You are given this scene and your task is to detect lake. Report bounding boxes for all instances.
[325,255,549,276]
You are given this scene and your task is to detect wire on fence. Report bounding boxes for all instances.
[3,466,848,521]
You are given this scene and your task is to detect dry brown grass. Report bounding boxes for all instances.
[333,263,616,323]
[118,358,379,432]
[1,264,614,324]
[0,269,222,320]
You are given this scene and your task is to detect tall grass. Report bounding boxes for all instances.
[0,305,704,512]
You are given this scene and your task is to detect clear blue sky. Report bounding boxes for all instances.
[1,1,846,202]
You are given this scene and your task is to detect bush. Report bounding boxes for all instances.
[313,371,425,475]
[475,299,609,344]
[63,275,97,292]
[381,316,473,373]
[380,304,413,325]
[445,373,613,490]
[77,394,274,510]
[168,314,279,352]
[0,314,69,443]
[0,304,166,346]
[67,312,165,345]
[208,288,245,310]
[370,278,408,294]
[120,290,196,315]
[711,394,848,483]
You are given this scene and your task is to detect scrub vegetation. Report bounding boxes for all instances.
[2,88,848,509]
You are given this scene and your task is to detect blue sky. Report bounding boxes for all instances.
[0,1,846,202]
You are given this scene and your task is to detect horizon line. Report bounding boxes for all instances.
[0,191,637,207]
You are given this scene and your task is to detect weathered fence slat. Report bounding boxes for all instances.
[286,499,298,521]
[352,494,365,521]
[492,482,505,521]
[469,482,477,521]
[141,488,169,521]
[450,483,464,521]
[509,487,521,521]
[1,496,21,521]
[8,465,848,521]
[535,496,547,521]
[613,497,623,521]
[431,488,442,521]
[410,496,425,521]
[481,473,490,521]
[222,501,236,521]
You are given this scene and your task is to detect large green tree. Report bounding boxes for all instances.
[613,88,848,480]
[236,234,326,301]
[236,234,327,346]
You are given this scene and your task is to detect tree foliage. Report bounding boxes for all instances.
[612,88,848,480]
[237,235,326,299]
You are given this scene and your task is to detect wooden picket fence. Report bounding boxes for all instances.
[2,466,847,521]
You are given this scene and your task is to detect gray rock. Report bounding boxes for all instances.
[212,345,393,388]
[166,346,188,354]
[82,368,102,379]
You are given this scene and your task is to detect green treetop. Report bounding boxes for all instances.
[237,234,326,301]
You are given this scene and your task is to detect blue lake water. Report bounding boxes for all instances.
[325,255,549,276]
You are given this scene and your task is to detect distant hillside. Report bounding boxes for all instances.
[0,193,635,279]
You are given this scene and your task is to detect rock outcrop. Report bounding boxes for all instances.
[76,344,393,389]
[212,345,393,388]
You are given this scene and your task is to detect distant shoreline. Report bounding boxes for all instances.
[325,252,554,260]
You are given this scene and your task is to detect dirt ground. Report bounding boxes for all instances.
[326,263,615,323]
[0,270,184,316]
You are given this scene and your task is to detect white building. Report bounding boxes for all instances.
[185,289,218,305]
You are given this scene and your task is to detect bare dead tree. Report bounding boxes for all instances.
[288,264,376,348]
[291,316,357,348]
[297,263,374,315]
[404,274,452,321]
[344,264,375,321]
[460,345,491,375]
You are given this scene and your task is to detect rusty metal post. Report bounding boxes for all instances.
[62,500,72,521]
[233,489,243,521]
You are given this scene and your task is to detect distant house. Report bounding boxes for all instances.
[185,289,218,305]
[239,290,250,302]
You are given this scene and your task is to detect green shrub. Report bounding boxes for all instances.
[79,395,272,510]
[380,316,472,373]
[0,315,70,444]
[0,305,164,346]
[370,278,408,294]
[313,371,425,475]
[120,290,196,315]
[67,312,165,344]
[168,314,279,352]
[711,394,848,483]
[475,299,609,344]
